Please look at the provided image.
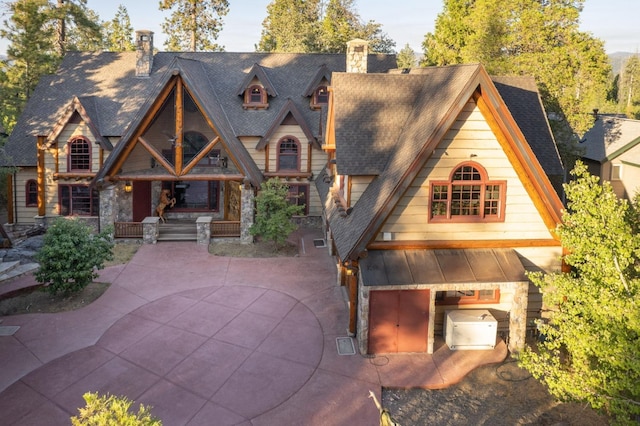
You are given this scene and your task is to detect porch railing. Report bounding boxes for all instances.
[211,220,240,237]
[114,222,143,239]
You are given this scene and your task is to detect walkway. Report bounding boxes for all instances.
[0,229,506,425]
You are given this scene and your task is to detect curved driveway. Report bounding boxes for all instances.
[0,229,506,425]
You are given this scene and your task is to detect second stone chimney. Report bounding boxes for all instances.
[346,39,369,73]
[135,30,154,78]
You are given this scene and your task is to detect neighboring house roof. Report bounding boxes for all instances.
[319,63,564,261]
[2,51,396,168]
[580,115,640,163]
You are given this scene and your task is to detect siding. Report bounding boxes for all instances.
[57,123,101,172]
[13,168,38,225]
[379,100,554,242]
[349,175,375,206]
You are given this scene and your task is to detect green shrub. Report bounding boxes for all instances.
[250,178,304,248]
[35,218,114,295]
[71,392,161,426]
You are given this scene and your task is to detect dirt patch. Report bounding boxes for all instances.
[382,359,609,425]
[209,239,298,257]
[0,281,110,315]
[104,242,140,267]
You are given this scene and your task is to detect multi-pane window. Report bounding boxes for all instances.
[162,181,220,211]
[313,86,329,106]
[436,289,500,305]
[68,138,91,171]
[430,162,505,222]
[245,85,266,106]
[277,137,300,171]
[25,180,37,207]
[59,185,99,216]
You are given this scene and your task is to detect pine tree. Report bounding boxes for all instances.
[50,0,102,55]
[103,5,135,52]
[257,0,320,53]
[618,55,640,118]
[159,0,229,51]
[396,43,416,69]
[421,0,611,148]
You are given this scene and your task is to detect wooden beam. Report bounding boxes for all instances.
[113,173,245,181]
[107,77,178,177]
[138,136,176,175]
[181,136,220,175]
[6,172,14,223]
[37,136,46,217]
[347,260,359,336]
[175,78,184,176]
[367,239,562,250]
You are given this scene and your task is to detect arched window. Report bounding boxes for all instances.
[277,137,300,171]
[312,85,329,107]
[429,162,505,222]
[25,180,37,207]
[68,137,91,171]
[244,85,267,107]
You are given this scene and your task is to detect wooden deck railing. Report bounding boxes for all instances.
[114,222,143,239]
[211,220,240,237]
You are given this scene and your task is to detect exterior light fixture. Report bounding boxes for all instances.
[124,181,133,193]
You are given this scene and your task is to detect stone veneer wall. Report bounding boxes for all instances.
[240,182,254,244]
[346,39,368,73]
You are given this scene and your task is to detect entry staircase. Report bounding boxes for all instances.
[158,220,197,241]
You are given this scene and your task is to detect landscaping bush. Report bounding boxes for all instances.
[35,218,113,295]
[71,392,161,426]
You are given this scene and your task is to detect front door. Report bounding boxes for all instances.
[368,289,430,353]
[132,181,151,222]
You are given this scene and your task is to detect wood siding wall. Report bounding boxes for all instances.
[13,167,38,224]
[379,101,553,242]
[349,175,375,206]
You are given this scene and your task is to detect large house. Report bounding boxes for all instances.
[1,32,395,242]
[317,65,565,354]
[580,114,640,200]
[2,32,566,355]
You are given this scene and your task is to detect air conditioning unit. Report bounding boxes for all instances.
[445,309,497,350]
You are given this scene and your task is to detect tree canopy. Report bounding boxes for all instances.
[422,0,611,146]
[159,0,229,51]
[519,161,640,424]
[258,0,395,53]
[103,5,135,52]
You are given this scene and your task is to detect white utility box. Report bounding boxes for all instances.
[445,309,497,350]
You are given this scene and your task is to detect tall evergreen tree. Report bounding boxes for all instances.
[258,0,394,53]
[618,55,640,119]
[422,0,611,149]
[257,0,320,53]
[103,4,135,52]
[396,43,416,69]
[51,0,102,55]
[159,0,229,51]
[0,0,57,131]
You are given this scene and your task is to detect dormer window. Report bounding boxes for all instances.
[244,85,268,109]
[311,86,329,109]
[68,137,91,171]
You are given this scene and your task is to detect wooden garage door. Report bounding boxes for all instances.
[368,290,430,353]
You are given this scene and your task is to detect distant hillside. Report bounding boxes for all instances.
[609,52,638,76]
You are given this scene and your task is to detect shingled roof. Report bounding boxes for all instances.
[580,115,640,163]
[319,64,564,261]
[2,51,396,168]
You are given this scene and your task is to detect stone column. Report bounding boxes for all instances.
[240,179,254,244]
[196,216,212,245]
[142,216,159,244]
[508,281,530,353]
[99,185,116,235]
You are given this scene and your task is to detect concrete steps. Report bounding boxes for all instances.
[158,222,197,241]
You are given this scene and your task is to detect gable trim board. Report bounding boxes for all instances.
[255,99,319,151]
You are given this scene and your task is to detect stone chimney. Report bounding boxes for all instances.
[135,30,154,77]
[346,39,369,73]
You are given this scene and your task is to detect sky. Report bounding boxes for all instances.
[0,0,638,55]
